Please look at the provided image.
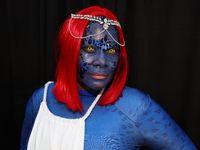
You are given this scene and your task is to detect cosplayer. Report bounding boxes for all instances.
[20,6,197,150]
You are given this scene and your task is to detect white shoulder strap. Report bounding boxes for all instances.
[43,81,54,102]
[42,81,104,120]
[82,88,105,120]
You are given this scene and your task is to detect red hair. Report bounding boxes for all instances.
[53,6,129,111]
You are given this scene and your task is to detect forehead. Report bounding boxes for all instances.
[83,21,119,42]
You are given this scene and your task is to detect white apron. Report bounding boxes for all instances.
[27,81,104,150]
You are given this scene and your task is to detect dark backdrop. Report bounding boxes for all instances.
[1,0,199,149]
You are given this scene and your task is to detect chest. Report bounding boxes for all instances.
[46,97,144,149]
[83,105,144,150]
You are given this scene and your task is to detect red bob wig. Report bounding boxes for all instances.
[53,6,129,111]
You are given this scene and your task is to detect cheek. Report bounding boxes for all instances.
[79,62,89,78]
[78,53,89,78]
[78,53,95,78]
[109,60,118,70]
[108,55,119,70]
[80,52,94,63]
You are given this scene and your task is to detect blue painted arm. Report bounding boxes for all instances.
[20,88,43,150]
[135,98,197,150]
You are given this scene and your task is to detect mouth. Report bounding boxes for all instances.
[89,73,108,80]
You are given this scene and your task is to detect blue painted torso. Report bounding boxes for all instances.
[20,82,197,150]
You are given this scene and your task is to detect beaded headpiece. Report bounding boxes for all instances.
[68,14,125,46]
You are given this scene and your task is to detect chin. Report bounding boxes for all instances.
[87,81,108,90]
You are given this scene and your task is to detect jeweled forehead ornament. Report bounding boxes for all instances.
[68,14,125,46]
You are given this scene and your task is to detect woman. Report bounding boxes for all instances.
[20,6,197,150]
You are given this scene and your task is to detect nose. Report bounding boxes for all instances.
[93,50,108,68]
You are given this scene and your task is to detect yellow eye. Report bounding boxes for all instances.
[85,46,95,52]
[107,49,116,54]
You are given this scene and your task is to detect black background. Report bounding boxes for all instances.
[1,0,199,149]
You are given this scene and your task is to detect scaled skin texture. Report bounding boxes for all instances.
[20,83,197,150]
[77,20,119,90]
[20,18,197,150]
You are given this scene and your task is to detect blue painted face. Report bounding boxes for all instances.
[77,19,119,90]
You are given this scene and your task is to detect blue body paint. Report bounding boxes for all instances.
[77,19,119,90]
